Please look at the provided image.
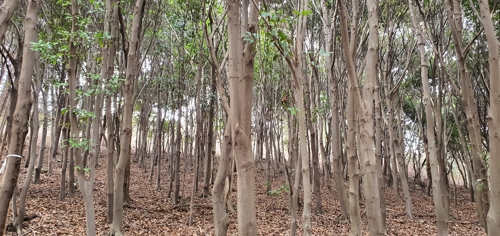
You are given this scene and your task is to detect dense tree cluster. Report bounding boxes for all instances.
[0,0,497,235]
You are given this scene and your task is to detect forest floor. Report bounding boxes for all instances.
[7,151,485,236]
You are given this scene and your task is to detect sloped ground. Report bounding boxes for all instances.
[7,153,485,235]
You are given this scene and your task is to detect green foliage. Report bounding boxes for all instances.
[95,30,112,48]
[476,179,485,192]
[243,32,259,43]
[314,91,330,118]
[268,184,290,197]
[67,137,93,151]
[287,107,299,116]
[30,40,69,65]
[293,9,312,16]
[62,106,96,124]
[75,165,91,173]
[259,10,295,57]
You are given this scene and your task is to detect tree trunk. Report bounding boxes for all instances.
[394,109,413,218]
[34,77,48,184]
[212,123,232,236]
[188,42,205,224]
[105,0,118,223]
[290,133,302,236]
[110,0,145,234]
[67,1,97,235]
[202,68,216,197]
[476,0,500,234]
[48,67,66,177]
[347,91,361,236]
[328,73,349,220]
[14,58,42,234]
[0,0,19,43]
[305,62,323,214]
[0,1,38,232]
[173,104,182,204]
[408,1,447,234]
[338,0,384,234]
[226,0,258,234]
[60,117,69,201]
[388,108,401,200]
[445,0,489,228]
[156,109,162,191]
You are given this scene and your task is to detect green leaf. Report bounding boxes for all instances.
[261,11,272,18]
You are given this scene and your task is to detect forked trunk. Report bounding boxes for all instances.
[110,0,145,234]
[338,0,384,233]
[0,1,38,232]
[14,59,42,234]
[226,0,258,235]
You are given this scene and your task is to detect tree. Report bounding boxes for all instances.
[320,0,349,220]
[408,0,447,234]
[476,0,500,234]
[226,0,259,234]
[110,0,146,235]
[444,0,489,228]
[338,0,384,234]
[0,0,39,233]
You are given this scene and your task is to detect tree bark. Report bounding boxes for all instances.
[105,0,119,223]
[0,1,38,232]
[321,0,349,218]
[445,0,489,228]
[67,1,98,234]
[305,61,323,214]
[476,0,500,234]
[409,0,447,234]
[14,56,42,234]
[0,0,19,43]
[110,0,145,234]
[34,76,49,184]
[338,0,384,234]
[347,91,361,236]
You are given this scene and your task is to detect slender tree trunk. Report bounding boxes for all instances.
[347,91,361,236]
[388,108,401,200]
[48,68,66,177]
[67,1,97,234]
[105,0,118,223]
[374,75,387,228]
[305,64,323,214]
[0,1,38,232]
[59,121,69,201]
[34,78,48,184]
[14,58,42,234]
[290,134,302,236]
[173,103,182,204]
[409,1,447,234]
[110,0,145,234]
[328,75,349,220]
[477,0,500,234]
[212,123,232,236]
[394,109,413,218]
[188,47,205,223]
[202,68,216,197]
[155,100,162,190]
[445,0,489,228]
